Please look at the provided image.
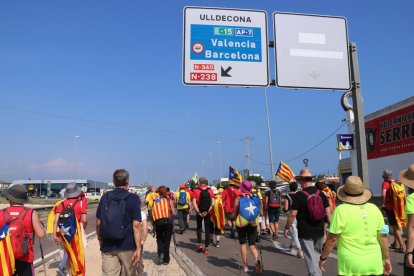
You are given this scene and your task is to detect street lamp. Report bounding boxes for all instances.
[217,141,222,185]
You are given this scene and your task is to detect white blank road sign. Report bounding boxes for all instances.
[273,12,351,90]
[183,7,269,87]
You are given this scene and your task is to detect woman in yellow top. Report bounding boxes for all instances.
[319,176,392,276]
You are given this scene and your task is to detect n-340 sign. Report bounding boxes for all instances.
[183,7,269,87]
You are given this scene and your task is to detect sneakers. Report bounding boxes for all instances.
[255,260,263,274]
[242,266,249,273]
[216,241,220,248]
[296,250,304,258]
[209,239,215,246]
[203,248,209,255]
[197,244,204,252]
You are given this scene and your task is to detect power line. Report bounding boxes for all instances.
[250,122,347,165]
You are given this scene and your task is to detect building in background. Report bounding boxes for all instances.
[338,96,414,195]
[11,179,108,197]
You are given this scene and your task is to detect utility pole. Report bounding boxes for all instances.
[240,136,254,174]
[349,42,370,187]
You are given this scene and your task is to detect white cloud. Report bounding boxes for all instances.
[28,158,79,173]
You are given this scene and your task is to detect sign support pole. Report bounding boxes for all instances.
[349,42,369,187]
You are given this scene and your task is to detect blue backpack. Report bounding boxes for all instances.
[98,191,131,240]
[236,194,261,227]
[177,190,187,206]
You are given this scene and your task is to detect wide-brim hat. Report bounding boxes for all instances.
[337,176,372,205]
[259,183,267,189]
[64,182,82,198]
[294,168,315,181]
[4,184,28,204]
[399,164,414,189]
[211,186,218,195]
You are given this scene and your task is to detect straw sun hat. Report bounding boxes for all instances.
[399,163,414,189]
[337,176,372,205]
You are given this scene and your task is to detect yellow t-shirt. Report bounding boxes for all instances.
[329,203,385,276]
[174,190,191,210]
[145,192,159,210]
[406,193,414,214]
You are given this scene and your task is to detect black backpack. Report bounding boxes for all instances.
[98,191,131,240]
[57,200,79,229]
[197,187,212,212]
[268,189,281,208]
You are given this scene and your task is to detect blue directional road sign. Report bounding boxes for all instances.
[183,7,269,87]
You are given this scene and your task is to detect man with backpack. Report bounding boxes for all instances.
[192,177,215,254]
[284,169,331,276]
[231,180,263,274]
[53,181,88,275]
[0,184,45,276]
[96,169,142,276]
[265,181,282,241]
[175,183,191,234]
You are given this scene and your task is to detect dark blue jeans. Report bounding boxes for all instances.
[177,208,189,231]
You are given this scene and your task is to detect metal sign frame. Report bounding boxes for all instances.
[273,12,351,91]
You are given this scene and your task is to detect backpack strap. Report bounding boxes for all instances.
[301,190,310,197]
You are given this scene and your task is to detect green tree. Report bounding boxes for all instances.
[217,181,229,189]
[316,174,326,182]
[247,175,264,185]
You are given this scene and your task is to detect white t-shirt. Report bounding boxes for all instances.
[141,211,147,221]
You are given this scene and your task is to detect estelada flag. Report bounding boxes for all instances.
[0,222,15,276]
[229,166,242,186]
[152,197,171,221]
[60,218,85,276]
[275,161,296,183]
[46,199,65,234]
[391,181,407,228]
[210,195,225,233]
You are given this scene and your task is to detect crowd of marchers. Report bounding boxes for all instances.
[1,163,414,276]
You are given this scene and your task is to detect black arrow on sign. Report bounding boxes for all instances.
[221,66,232,77]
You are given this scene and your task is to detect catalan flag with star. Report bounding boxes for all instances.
[0,222,15,276]
[275,161,296,183]
[59,215,85,275]
[229,166,242,186]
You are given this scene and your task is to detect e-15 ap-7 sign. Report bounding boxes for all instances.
[183,7,269,87]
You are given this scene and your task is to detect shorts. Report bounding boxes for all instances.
[237,225,257,245]
[15,260,34,276]
[267,207,281,223]
[385,209,397,226]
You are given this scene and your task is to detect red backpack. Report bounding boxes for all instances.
[1,207,33,259]
[301,190,325,223]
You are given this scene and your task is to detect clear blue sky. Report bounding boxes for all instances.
[0,0,412,187]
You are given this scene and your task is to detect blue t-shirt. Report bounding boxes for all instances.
[96,188,141,253]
